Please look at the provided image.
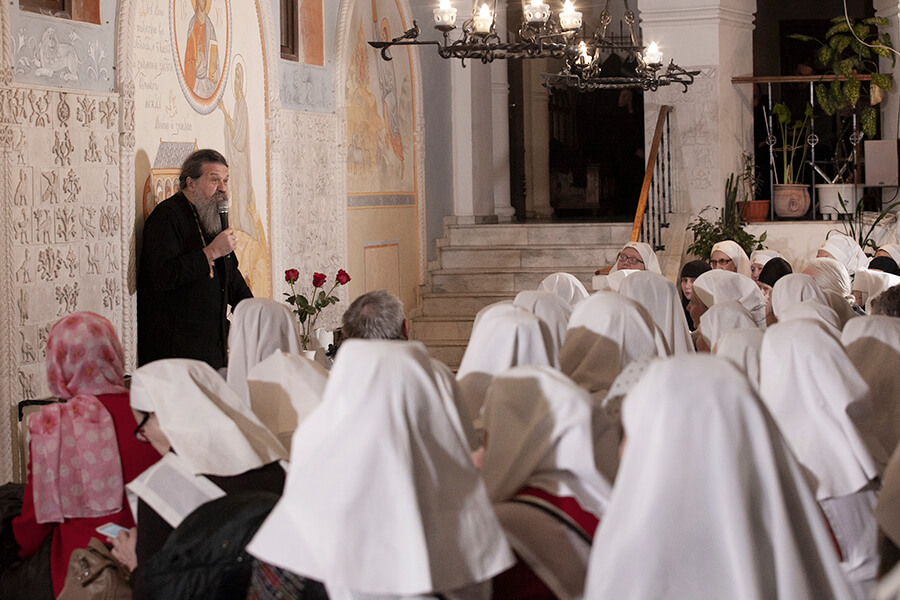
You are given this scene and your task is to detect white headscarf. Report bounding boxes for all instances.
[876,443,900,559]
[698,300,757,351]
[602,268,638,292]
[226,298,301,406]
[247,340,515,596]
[584,355,853,600]
[130,359,288,476]
[711,240,752,277]
[819,233,869,276]
[246,351,327,450]
[842,316,900,457]
[879,244,900,266]
[537,272,590,306]
[481,366,616,516]
[852,269,900,313]
[760,320,886,499]
[692,269,767,328]
[618,271,694,355]
[771,273,828,319]
[777,300,843,337]
[750,249,782,268]
[609,241,661,274]
[457,303,556,418]
[560,292,669,401]
[514,290,573,356]
[714,328,765,392]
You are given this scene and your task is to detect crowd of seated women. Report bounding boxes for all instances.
[2,232,900,599]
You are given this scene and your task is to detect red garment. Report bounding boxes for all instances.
[13,393,160,596]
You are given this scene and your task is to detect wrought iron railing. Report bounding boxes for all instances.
[630,105,673,250]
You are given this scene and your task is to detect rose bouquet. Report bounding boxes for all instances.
[284,268,351,350]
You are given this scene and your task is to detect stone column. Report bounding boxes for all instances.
[874,0,900,207]
[522,59,554,219]
[492,6,516,222]
[637,0,757,216]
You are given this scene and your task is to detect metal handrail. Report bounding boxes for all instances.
[630,105,673,249]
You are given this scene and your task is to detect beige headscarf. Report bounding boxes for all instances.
[711,240,752,277]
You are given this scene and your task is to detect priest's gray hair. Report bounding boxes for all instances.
[871,284,900,318]
[342,290,406,340]
[179,149,228,190]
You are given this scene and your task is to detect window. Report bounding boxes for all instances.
[281,0,299,61]
[19,0,101,25]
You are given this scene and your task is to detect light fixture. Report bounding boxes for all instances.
[368,0,699,93]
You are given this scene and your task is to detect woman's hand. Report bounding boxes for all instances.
[109,527,138,573]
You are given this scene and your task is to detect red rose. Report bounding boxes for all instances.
[336,269,351,285]
[312,272,327,288]
[285,269,299,283]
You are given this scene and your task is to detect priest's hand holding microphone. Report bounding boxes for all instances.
[202,199,237,264]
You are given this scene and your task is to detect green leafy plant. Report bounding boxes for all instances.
[837,193,900,254]
[284,268,351,350]
[738,151,761,202]
[772,102,813,185]
[687,174,767,259]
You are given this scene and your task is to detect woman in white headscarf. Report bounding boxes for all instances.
[819,233,870,276]
[514,290,573,356]
[584,355,853,600]
[689,269,767,330]
[761,320,888,598]
[710,240,752,277]
[842,316,900,458]
[697,300,757,352]
[777,300,844,337]
[607,241,661,274]
[247,340,515,600]
[112,359,289,594]
[482,366,617,600]
[750,249,783,281]
[226,298,301,406]
[457,303,556,420]
[618,271,694,354]
[876,244,900,266]
[852,269,900,313]
[803,257,860,325]
[537,272,590,306]
[559,292,669,403]
[770,273,829,321]
[714,327,765,392]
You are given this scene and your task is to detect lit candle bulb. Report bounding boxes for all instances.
[558,0,582,31]
[576,41,592,67]
[643,41,663,64]
[524,0,550,24]
[433,0,457,28]
[472,2,493,34]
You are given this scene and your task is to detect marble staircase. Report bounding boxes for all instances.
[411,221,632,369]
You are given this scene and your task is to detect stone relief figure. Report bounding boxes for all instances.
[53,130,74,165]
[18,370,37,400]
[17,289,30,326]
[14,170,29,206]
[19,331,36,363]
[99,98,117,128]
[184,0,220,98]
[56,207,78,242]
[33,28,82,82]
[42,171,59,204]
[80,207,97,239]
[105,242,119,273]
[77,96,96,126]
[64,246,79,276]
[63,169,81,203]
[58,92,71,126]
[105,135,118,164]
[104,170,119,203]
[34,209,53,243]
[14,130,28,164]
[38,247,62,281]
[85,131,101,162]
[99,205,119,237]
[33,92,51,126]
[56,282,79,315]
[38,324,52,359]
[13,210,30,244]
[103,277,120,309]
[86,242,102,274]
[15,249,32,284]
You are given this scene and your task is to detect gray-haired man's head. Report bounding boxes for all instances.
[341,290,408,340]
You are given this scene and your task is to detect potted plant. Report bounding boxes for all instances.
[687,173,767,259]
[771,101,813,217]
[837,193,900,254]
[789,16,895,218]
[736,151,767,222]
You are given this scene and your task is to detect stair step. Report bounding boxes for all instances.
[422,341,467,369]
[420,293,515,317]
[439,245,619,270]
[428,267,596,294]
[411,316,475,342]
[445,222,632,247]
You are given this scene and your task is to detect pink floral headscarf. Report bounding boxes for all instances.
[31,312,125,523]
[46,312,127,399]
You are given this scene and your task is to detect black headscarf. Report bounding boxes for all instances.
[758,257,793,288]
[869,256,900,277]
[680,260,712,281]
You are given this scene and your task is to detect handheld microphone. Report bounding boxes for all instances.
[217,200,230,233]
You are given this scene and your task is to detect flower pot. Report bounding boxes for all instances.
[738,200,770,223]
[772,184,810,218]
[815,184,862,220]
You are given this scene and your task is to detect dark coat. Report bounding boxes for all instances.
[137,192,252,369]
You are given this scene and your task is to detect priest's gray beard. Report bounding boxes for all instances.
[191,194,225,237]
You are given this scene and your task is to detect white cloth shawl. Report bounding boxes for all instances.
[820,234,870,276]
[715,328,765,393]
[559,292,669,401]
[771,273,828,319]
[226,298,301,406]
[247,340,515,596]
[514,290,573,356]
[698,300,757,351]
[246,351,328,449]
[457,303,556,417]
[692,269,767,328]
[879,244,900,266]
[609,241,661,274]
[481,366,616,514]
[619,271,695,354]
[750,249,782,268]
[537,272,590,306]
[842,316,900,458]
[760,320,886,499]
[130,359,288,476]
[711,240,752,277]
[777,300,843,337]
[584,355,853,600]
[852,269,900,313]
